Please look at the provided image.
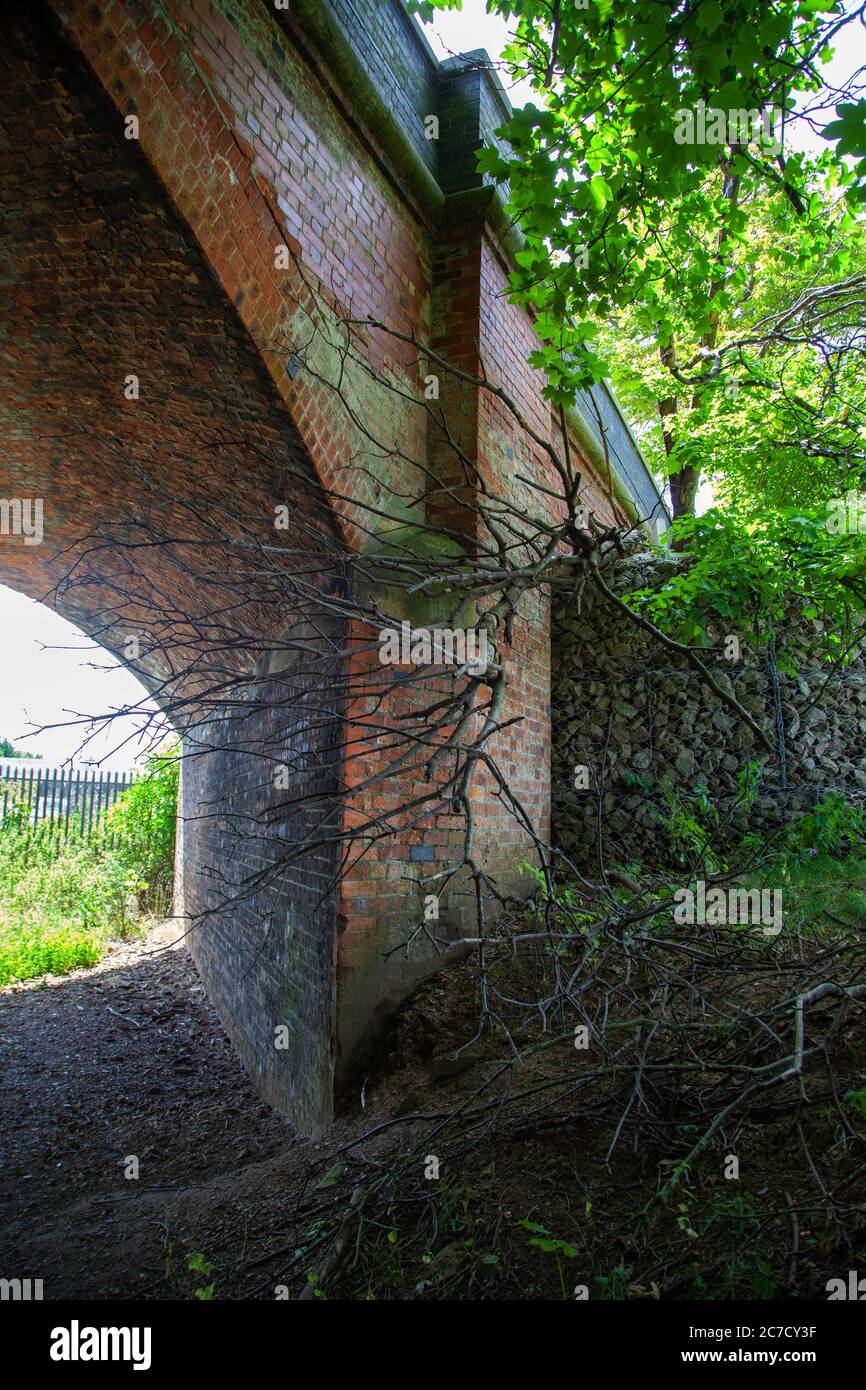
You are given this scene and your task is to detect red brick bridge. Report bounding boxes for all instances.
[0,0,666,1132]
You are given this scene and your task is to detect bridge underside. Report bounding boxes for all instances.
[0,5,345,1132]
[0,0,649,1135]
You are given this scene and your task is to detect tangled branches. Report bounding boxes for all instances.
[12,248,866,1298]
[270,888,866,1300]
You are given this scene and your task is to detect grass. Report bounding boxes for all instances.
[0,828,143,986]
[0,911,104,985]
[779,852,866,931]
[0,747,178,987]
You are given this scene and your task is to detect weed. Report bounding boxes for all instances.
[520,1220,579,1299]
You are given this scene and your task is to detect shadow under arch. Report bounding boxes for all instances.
[0,3,347,1133]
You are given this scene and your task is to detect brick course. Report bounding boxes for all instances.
[1,0,640,1132]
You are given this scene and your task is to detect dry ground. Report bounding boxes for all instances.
[1,918,864,1301]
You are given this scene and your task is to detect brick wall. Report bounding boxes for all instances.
[178,635,343,1134]
[1,0,652,1130]
[326,0,440,176]
[0,2,345,1134]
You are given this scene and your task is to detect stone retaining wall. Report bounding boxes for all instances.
[552,552,866,870]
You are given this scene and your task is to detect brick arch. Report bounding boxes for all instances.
[9,0,465,1130]
[0,3,347,1133]
[48,0,432,544]
[2,0,668,1134]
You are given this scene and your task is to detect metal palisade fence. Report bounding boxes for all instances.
[0,761,137,845]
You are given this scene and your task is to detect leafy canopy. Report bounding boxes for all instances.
[420,0,866,529]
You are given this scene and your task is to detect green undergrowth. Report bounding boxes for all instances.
[0,745,178,986]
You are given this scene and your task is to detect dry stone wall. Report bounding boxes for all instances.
[552,551,866,870]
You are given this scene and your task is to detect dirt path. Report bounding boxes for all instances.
[7,915,848,1303]
[0,918,495,1301]
[0,922,300,1299]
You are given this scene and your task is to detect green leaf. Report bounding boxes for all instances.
[588,175,613,209]
[317,1161,345,1189]
[823,101,866,158]
[699,1,724,35]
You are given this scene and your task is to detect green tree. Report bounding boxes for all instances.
[0,738,41,758]
[103,743,180,916]
[595,172,866,517]
[423,0,866,518]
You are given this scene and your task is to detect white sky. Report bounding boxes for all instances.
[1,2,863,742]
[423,0,866,151]
[423,1,536,105]
[0,586,159,769]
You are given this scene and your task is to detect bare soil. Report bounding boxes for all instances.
[0,922,295,1299]
[1,919,864,1301]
